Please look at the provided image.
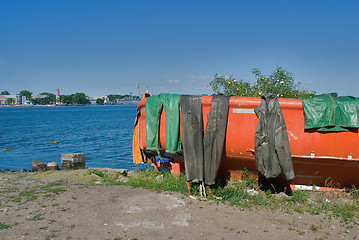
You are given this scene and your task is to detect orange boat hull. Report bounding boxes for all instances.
[134,96,359,188]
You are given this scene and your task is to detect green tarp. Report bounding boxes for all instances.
[302,94,359,131]
[145,93,182,153]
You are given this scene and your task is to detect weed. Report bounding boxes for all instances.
[43,181,63,188]
[332,202,356,223]
[291,190,309,204]
[0,222,12,230]
[18,188,38,202]
[58,207,70,212]
[311,224,318,232]
[45,233,57,240]
[47,187,67,195]
[26,213,45,221]
[125,169,188,194]
[0,187,18,194]
[351,189,359,199]
[293,205,304,214]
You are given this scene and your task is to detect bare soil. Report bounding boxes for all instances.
[0,169,357,240]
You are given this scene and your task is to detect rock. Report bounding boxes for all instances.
[276,192,290,199]
[121,170,128,177]
[156,175,164,183]
[20,169,28,172]
[90,173,102,179]
[0,208,9,212]
[47,162,60,171]
[246,189,259,196]
[61,153,85,170]
[32,159,47,172]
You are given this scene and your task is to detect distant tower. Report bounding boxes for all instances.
[56,89,60,105]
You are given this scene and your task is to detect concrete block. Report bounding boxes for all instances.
[47,162,60,171]
[61,153,85,170]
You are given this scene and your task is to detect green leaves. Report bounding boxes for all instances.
[209,66,315,99]
[20,90,33,100]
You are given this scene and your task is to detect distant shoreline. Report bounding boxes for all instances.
[0,102,139,108]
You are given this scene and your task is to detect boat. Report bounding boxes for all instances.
[133,94,359,189]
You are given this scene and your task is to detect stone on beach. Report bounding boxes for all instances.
[61,153,85,170]
[32,159,47,171]
[47,162,60,171]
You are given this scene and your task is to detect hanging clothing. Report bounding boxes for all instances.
[145,94,182,153]
[181,95,230,185]
[203,95,230,185]
[180,95,204,182]
[254,93,295,181]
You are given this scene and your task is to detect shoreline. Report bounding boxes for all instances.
[0,102,139,108]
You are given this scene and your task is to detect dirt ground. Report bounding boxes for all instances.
[0,169,358,240]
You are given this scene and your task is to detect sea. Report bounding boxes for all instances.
[0,104,138,171]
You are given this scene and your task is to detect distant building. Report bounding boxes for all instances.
[0,95,7,105]
[33,95,48,100]
[21,96,27,104]
[88,96,109,104]
[0,94,21,105]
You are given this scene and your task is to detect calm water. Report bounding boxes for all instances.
[0,105,137,171]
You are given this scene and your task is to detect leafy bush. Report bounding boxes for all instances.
[209,67,315,98]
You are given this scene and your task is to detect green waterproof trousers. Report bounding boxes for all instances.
[145,94,182,153]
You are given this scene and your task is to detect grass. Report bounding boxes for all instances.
[0,187,18,194]
[2,180,69,204]
[0,222,12,230]
[87,168,359,224]
[26,213,45,221]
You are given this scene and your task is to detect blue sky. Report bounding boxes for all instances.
[1,0,358,97]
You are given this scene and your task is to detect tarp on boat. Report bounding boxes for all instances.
[302,94,359,131]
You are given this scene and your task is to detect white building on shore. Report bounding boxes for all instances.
[88,96,110,104]
[0,94,22,105]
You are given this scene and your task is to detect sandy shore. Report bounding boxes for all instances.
[0,169,358,240]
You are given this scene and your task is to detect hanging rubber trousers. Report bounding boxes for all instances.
[181,95,230,185]
[145,94,181,153]
[180,95,204,182]
[203,95,230,185]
